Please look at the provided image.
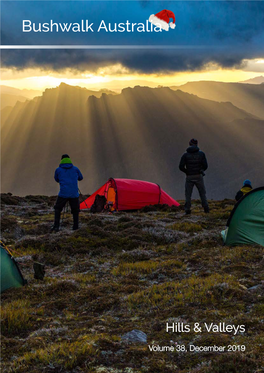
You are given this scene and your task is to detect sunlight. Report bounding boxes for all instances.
[1,58,264,92]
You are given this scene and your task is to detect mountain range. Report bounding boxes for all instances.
[171,81,264,119]
[0,85,42,98]
[2,83,264,199]
[0,85,42,110]
[241,75,264,84]
[1,94,29,110]
[0,84,116,110]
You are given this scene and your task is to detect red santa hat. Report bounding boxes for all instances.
[149,9,176,31]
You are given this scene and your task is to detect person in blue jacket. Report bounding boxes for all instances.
[52,154,83,232]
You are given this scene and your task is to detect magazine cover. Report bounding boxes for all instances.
[1,0,264,372]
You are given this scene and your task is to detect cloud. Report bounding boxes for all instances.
[1,1,264,73]
[0,48,247,74]
[243,58,264,73]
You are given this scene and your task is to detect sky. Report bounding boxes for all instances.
[1,1,264,90]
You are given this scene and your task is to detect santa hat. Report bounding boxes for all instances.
[149,9,176,31]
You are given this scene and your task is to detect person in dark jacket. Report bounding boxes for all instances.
[235,180,252,202]
[51,154,83,232]
[179,139,209,214]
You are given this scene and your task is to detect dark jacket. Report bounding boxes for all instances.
[179,146,208,176]
[54,161,83,198]
[235,185,252,202]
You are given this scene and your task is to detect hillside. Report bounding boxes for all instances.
[2,84,264,199]
[0,84,116,110]
[0,94,28,110]
[0,85,42,98]
[0,86,42,110]
[170,81,264,119]
[87,79,160,91]
[40,83,117,101]
[0,85,42,110]
[2,84,264,198]
[241,76,264,84]
[1,196,264,372]
[1,106,13,125]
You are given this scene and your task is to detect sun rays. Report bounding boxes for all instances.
[1,58,264,92]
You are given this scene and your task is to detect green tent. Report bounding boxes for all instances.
[222,187,264,246]
[1,243,26,293]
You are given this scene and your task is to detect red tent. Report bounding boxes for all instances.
[80,178,180,211]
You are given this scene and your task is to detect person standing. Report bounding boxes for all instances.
[52,154,83,232]
[179,139,209,214]
[235,180,252,201]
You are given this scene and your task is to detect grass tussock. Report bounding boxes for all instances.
[112,259,184,276]
[1,199,263,373]
[128,274,242,311]
[14,337,97,371]
[1,299,37,335]
[170,222,203,233]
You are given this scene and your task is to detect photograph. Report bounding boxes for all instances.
[1,1,264,372]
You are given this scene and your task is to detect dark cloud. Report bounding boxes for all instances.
[1,1,264,73]
[0,48,247,74]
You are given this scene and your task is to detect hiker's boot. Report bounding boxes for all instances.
[185,210,191,215]
[73,212,79,231]
[51,210,60,232]
[204,206,210,214]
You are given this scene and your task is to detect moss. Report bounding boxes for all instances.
[1,199,263,372]
[118,221,143,230]
[33,251,65,266]
[13,336,99,371]
[251,303,264,316]
[118,216,134,223]
[74,273,97,284]
[43,280,79,296]
[112,259,185,276]
[128,274,241,313]
[203,354,258,373]
[1,216,18,231]
[112,261,159,276]
[88,217,105,226]
[170,222,203,233]
[219,246,263,264]
[1,299,43,336]
[118,248,156,263]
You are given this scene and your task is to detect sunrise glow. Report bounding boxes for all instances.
[1,59,264,92]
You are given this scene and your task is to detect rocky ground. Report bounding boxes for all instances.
[1,194,264,373]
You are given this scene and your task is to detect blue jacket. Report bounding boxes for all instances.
[54,163,83,198]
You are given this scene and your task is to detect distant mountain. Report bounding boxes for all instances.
[0,86,42,110]
[1,93,28,110]
[1,105,16,126]
[41,83,116,101]
[0,84,117,110]
[86,80,160,92]
[0,83,117,124]
[0,85,42,99]
[2,84,264,199]
[240,76,264,84]
[170,81,264,119]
